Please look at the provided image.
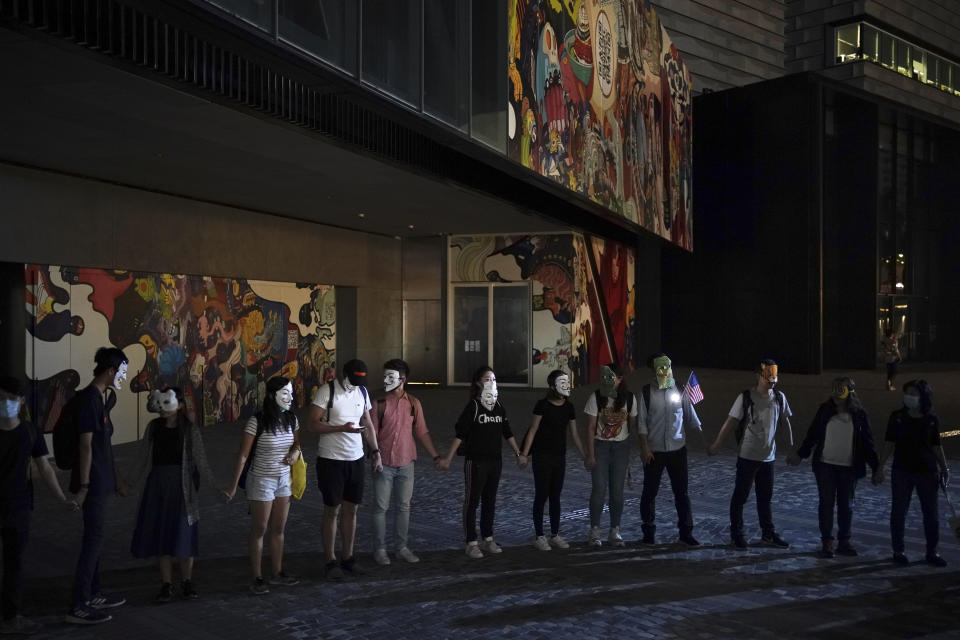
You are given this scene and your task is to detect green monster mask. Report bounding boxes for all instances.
[654,356,674,390]
[599,366,618,398]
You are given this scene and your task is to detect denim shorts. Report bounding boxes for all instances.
[245,471,292,501]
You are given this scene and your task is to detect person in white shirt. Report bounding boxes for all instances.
[709,359,793,549]
[307,360,382,580]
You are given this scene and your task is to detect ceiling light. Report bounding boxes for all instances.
[358,213,365,218]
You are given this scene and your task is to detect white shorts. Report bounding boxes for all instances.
[246,471,292,501]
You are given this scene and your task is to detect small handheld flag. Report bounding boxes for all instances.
[684,372,704,405]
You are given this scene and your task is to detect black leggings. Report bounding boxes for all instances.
[532,453,566,537]
[463,457,502,543]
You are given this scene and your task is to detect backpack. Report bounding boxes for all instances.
[735,389,785,445]
[238,414,265,491]
[325,380,368,413]
[52,390,84,470]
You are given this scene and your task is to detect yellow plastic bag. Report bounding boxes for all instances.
[291,447,307,500]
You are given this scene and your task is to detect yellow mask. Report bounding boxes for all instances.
[760,363,778,384]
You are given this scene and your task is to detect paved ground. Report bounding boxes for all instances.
[16,366,960,639]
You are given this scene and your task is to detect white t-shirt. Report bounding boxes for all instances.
[311,380,372,461]
[728,390,792,463]
[244,415,298,477]
[584,392,637,442]
[821,412,854,467]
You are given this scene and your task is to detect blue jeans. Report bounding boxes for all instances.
[590,440,631,528]
[814,463,857,542]
[372,463,415,550]
[72,495,109,609]
[890,468,939,555]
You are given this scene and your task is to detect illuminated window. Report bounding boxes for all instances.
[836,24,861,63]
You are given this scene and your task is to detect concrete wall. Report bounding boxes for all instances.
[651,0,787,93]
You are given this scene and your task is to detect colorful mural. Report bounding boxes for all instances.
[25,264,335,444]
[508,0,693,250]
[449,233,635,387]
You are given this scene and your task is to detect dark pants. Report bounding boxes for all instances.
[640,446,693,536]
[1,509,30,620]
[814,463,857,542]
[730,457,775,537]
[890,468,939,555]
[532,454,565,537]
[72,495,109,609]
[463,457,501,543]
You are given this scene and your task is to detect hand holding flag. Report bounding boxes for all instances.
[683,372,704,405]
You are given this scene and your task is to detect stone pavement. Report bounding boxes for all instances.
[16,366,960,639]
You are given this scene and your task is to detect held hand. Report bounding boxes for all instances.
[518,454,528,468]
[786,452,801,467]
[74,488,88,508]
[872,470,885,486]
[438,458,451,472]
[584,455,596,470]
[62,497,80,512]
[641,449,654,465]
[707,442,719,456]
[116,477,132,498]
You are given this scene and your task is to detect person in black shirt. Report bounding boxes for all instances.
[519,370,585,551]
[0,376,76,635]
[874,379,949,567]
[67,347,132,626]
[438,367,521,559]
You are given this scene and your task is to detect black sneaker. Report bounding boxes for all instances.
[269,572,300,586]
[679,534,700,547]
[640,533,656,545]
[87,593,126,609]
[155,582,173,603]
[181,580,199,599]
[731,534,748,549]
[892,552,909,565]
[249,577,269,595]
[926,554,948,567]
[340,557,366,576]
[65,606,112,625]
[816,544,835,559]
[836,542,858,557]
[761,533,789,548]
[324,561,345,581]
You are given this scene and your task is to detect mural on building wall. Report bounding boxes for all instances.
[508,0,693,250]
[449,233,635,387]
[24,264,335,444]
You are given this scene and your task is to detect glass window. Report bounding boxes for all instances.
[361,0,422,107]
[471,0,507,152]
[895,39,911,77]
[278,0,358,74]
[880,32,895,68]
[862,25,878,63]
[835,24,860,63]
[204,0,273,32]
[423,0,469,130]
[912,49,926,81]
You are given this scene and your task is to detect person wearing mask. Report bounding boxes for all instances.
[67,347,132,625]
[0,376,77,634]
[225,376,302,594]
[873,379,949,567]
[584,363,636,548]
[439,367,521,558]
[519,369,586,551]
[637,354,704,546]
[130,387,221,600]
[788,377,878,558]
[709,359,793,549]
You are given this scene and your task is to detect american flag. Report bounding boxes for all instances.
[683,372,704,405]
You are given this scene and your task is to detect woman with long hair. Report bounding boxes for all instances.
[225,376,302,593]
[584,363,637,547]
[874,379,950,567]
[439,366,522,559]
[130,387,220,601]
[788,377,878,558]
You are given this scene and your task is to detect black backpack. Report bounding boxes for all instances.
[52,389,85,470]
[735,389,785,445]
[594,389,634,415]
[238,414,265,491]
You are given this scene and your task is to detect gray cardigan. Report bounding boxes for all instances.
[133,414,217,526]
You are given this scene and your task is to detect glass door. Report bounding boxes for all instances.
[450,283,530,385]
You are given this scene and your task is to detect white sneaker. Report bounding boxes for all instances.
[397,547,420,563]
[373,548,391,565]
[533,535,552,551]
[608,526,625,547]
[550,534,570,549]
[481,537,503,554]
[465,541,484,559]
[588,526,603,547]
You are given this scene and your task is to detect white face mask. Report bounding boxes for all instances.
[275,383,294,412]
[554,375,571,397]
[384,369,402,392]
[480,380,498,411]
[0,398,20,419]
[112,362,128,390]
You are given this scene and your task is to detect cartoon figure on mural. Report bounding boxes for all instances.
[24,265,85,342]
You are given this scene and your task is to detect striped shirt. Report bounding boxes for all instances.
[244,415,298,477]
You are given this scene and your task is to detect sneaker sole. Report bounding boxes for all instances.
[65,614,112,625]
